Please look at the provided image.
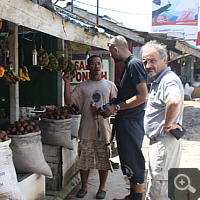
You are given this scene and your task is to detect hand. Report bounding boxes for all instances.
[164,123,183,137]
[62,72,70,82]
[104,105,117,117]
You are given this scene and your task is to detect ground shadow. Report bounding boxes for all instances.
[182,105,200,142]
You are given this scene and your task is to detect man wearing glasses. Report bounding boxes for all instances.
[105,36,148,200]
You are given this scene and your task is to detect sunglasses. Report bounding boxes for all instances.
[107,43,119,47]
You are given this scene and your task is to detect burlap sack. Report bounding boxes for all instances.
[0,139,25,200]
[9,131,52,178]
[39,118,73,150]
[71,114,81,138]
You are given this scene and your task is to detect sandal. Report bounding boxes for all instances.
[96,189,106,199]
[76,188,87,198]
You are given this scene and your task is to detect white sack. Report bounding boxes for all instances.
[39,118,73,150]
[71,114,81,138]
[9,131,52,178]
[0,139,25,200]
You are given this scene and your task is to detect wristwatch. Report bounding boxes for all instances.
[115,104,120,111]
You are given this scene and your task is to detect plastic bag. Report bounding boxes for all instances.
[37,46,49,69]
[46,53,59,71]
[57,55,68,71]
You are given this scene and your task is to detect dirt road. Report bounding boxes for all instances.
[65,100,200,200]
[142,100,200,169]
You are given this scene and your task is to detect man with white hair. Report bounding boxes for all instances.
[141,40,184,199]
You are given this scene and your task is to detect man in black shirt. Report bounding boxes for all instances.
[105,35,148,200]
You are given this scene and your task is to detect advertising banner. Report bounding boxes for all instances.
[152,0,199,40]
[70,58,111,85]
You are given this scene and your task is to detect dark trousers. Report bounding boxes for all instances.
[115,118,145,184]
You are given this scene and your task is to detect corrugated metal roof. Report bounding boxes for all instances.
[30,0,113,38]
[53,2,200,57]
[55,6,113,38]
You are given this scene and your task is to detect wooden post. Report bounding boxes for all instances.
[190,56,195,86]
[71,0,73,13]
[9,22,19,123]
[97,0,99,25]
[57,38,64,107]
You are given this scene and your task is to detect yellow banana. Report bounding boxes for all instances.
[19,67,30,81]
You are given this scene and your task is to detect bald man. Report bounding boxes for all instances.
[105,36,148,200]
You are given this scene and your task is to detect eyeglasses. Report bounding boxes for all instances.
[107,43,119,47]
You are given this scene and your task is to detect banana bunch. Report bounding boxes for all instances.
[0,69,20,84]
[18,66,30,81]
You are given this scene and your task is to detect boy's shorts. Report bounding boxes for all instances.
[77,139,112,171]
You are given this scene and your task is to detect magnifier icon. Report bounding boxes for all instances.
[174,174,196,193]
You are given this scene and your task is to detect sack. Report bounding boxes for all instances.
[39,118,73,150]
[71,114,81,138]
[0,139,25,200]
[9,131,52,178]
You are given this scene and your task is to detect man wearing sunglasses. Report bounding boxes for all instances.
[105,36,148,200]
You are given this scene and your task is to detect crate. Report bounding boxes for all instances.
[43,144,62,191]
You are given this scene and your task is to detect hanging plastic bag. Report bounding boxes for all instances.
[57,55,68,71]
[63,59,77,78]
[46,53,59,71]
[37,46,49,69]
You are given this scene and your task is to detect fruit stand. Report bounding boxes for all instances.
[0,0,113,199]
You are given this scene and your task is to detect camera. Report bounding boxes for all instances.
[98,97,116,118]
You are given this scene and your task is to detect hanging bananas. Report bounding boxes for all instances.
[18,66,30,81]
[0,69,20,84]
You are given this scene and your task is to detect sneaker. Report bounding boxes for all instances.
[76,188,87,198]
[96,189,106,199]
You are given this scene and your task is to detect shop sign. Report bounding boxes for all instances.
[152,0,199,40]
[70,57,111,85]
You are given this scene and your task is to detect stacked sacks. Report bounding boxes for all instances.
[1,118,52,178]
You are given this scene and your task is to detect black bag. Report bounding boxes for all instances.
[170,123,186,140]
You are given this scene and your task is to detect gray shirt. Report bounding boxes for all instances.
[144,67,184,139]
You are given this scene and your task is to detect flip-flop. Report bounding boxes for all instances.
[96,189,106,199]
[76,188,87,198]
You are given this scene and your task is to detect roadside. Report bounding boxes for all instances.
[65,100,200,200]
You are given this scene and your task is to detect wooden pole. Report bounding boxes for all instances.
[71,0,73,13]
[97,0,99,25]
[9,22,19,123]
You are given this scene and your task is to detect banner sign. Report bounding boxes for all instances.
[152,0,199,40]
[70,57,111,85]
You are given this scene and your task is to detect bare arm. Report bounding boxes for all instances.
[120,82,148,110]
[104,82,148,116]
[163,95,183,134]
[63,72,71,105]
